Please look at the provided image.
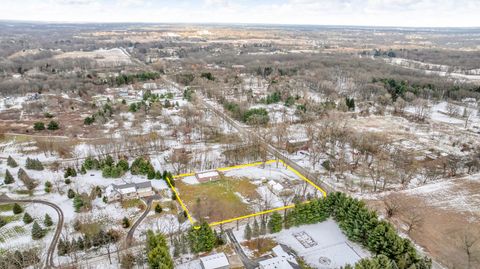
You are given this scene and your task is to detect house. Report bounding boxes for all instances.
[106,181,154,201]
[195,170,221,183]
[285,138,310,154]
[200,253,230,269]
[258,257,294,269]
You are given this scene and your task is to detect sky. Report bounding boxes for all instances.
[0,0,479,27]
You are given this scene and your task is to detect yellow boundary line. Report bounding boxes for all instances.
[168,159,326,229]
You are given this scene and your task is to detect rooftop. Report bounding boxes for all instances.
[199,253,229,269]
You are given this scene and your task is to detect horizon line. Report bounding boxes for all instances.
[1,19,479,30]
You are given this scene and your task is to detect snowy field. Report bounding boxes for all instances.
[275,220,369,268]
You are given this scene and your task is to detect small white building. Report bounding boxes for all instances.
[268,180,284,195]
[195,170,221,183]
[259,257,294,269]
[200,253,230,269]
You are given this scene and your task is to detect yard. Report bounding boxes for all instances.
[175,176,259,223]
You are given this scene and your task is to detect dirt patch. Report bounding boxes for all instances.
[241,237,277,258]
[367,175,480,269]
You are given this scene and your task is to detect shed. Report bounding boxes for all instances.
[200,253,230,269]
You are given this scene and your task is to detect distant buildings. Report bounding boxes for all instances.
[105,181,154,201]
[200,253,230,269]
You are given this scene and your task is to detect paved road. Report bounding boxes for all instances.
[225,229,258,269]
[0,195,64,269]
[126,197,154,243]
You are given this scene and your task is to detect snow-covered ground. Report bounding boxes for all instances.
[275,220,369,268]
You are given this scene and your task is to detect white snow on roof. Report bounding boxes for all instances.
[268,180,284,192]
[259,257,294,269]
[196,170,220,179]
[199,253,229,269]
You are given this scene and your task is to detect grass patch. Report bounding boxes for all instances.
[176,177,258,222]
[241,237,277,258]
[121,198,145,209]
[3,215,21,223]
[79,222,103,237]
[0,204,13,212]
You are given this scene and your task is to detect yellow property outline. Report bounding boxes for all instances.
[166,159,326,229]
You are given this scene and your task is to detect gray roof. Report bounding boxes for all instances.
[136,181,152,189]
[113,181,152,190]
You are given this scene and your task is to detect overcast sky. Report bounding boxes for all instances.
[1,0,479,27]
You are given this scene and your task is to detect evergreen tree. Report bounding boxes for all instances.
[25,158,44,170]
[122,217,130,228]
[31,221,45,240]
[13,203,23,214]
[44,214,53,227]
[67,189,75,199]
[244,223,252,240]
[4,169,14,184]
[73,195,84,212]
[47,120,60,130]
[57,238,68,256]
[64,167,77,178]
[252,218,260,238]
[7,156,18,167]
[188,222,216,253]
[22,212,33,224]
[0,217,5,228]
[44,181,52,193]
[155,204,163,214]
[146,230,174,269]
[268,212,283,233]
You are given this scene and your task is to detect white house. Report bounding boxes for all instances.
[106,181,154,201]
[200,253,230,269]
[258,257,294,269]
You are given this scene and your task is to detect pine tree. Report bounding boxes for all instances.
[7,156,18,167]
[146,230,174,269]
[4,169,14,184]
[44,181,52,193]
[244,223,252,240]
[31,221,45,239]
[252,218,260,238]
[122,217,130,228]
[268,212,283,233]
[23,212,33,224]
[67,189,75,199]
[57,238,68,256]
[0,217,6,228]
[44,214,53,227]
[155,204,163,214]
[73,195,84,212]
[12,203,23,214]
[188,222,216,253]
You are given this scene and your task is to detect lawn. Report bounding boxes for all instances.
[176,176,259,222]
[0,204,13,212]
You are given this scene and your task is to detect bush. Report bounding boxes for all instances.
[23,212,33,224]
[44,181,52,193]
[64,167,77,178]
[268,212,283,233]
[155,204,163,214]
[47,120,59,130]
[25,158,44,171]
[122,217,130,228]
[31,221,45,240]
[33,122,45,131]
[73,195,84,212]
[4,169,14,184]
[116,159,129,171]
[44,214,53,227]
[84,116,95,125]
[7,156,18,168]
[67,189,76,199]
[13,203,23,214]
[243,108,269,125]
